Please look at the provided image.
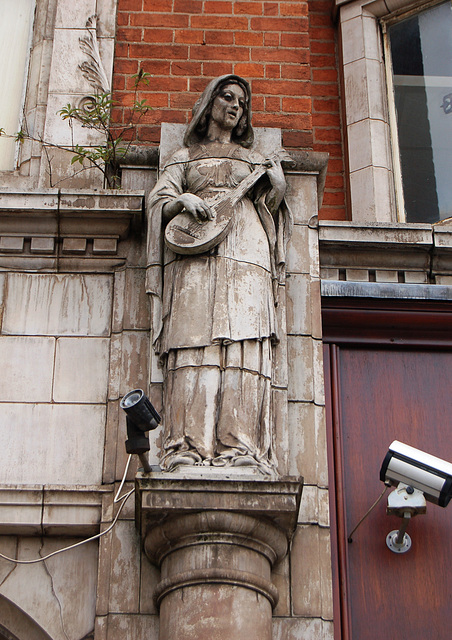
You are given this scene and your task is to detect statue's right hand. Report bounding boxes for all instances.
[177,194,213,224]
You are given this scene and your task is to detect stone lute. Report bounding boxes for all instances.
[164,154,278,255]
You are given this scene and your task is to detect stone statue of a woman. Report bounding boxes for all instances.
[146,75,292,473]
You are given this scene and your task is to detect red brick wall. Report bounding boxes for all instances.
[113,0,346,220]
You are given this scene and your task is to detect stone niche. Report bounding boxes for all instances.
[129,125,329,640]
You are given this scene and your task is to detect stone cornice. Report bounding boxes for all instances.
[0,188,144,272]
[319,220,452,283]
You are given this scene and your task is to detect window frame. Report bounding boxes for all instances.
[0,0,36,172]
[380,0,452,223]
[336,0,452,224]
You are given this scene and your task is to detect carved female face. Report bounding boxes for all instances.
[209,83,246,132]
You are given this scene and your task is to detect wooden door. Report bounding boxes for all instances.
[323,299,452,640]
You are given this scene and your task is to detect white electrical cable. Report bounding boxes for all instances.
[0,455,134,565]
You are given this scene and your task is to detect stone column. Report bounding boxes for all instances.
[136,473,302,640]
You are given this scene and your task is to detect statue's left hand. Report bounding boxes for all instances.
[265,158,286,195]
[264,158,286,212]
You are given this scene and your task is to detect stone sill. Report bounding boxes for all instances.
[0,188,144,238]
[0,484,110,536]
[319,220,434,247]
[319,220,452,277]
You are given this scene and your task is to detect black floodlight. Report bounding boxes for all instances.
[120,389,161,456]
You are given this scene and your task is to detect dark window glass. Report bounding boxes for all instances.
[388,1,452,223]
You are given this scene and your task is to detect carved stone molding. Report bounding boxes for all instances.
[0,484,109,536]
[0,188,144,272]
[319,220,452,285]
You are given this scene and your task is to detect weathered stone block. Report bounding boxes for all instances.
[93,238,118,254]
[30,237,55,253]
[43,486,104,536]
[108,520,141,613]
[288,401,314,478]
[290,524,333,620]
[288,402,327,486]
[375,269,398,282]
[308,226,320,279]
[140,551,160,615]
[54,337,110,403]
[297,486,330,527]
[404,271,428,284]
[2,273,113,336]
[286,273,311,336]
[118,330,150,396]
[273,617,333,640]
[346,268,369,282]
[0,489,43,535]
[0,237,24,252]
[103,614,159,640]
[122,268,151,331]
[273,387,289,476]
[0,537,18,583]
[55,0,97,29]
[0,404,105,485]
[62,237,87,253]
[286,224,310,274]
[310,279,322,340]
[291,524,322,616]
[313,338,326,407]
[43,93,106,148]
[287,336,314,402]
[319,527,334,621]
[285,174,318,225]
[0,336,54,402]
[112,270,125,333]
[0,537,97,640]
[103,400,120,484]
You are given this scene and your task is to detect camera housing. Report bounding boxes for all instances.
[120,389,161,455]
[380,440,452,508]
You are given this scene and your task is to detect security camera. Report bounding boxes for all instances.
[120,389,161,456]
[380,440,452,508]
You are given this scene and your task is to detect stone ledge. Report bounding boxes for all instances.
[0,188,144,270]
[135,472,303,540]
[319,220,433,247]
[0,484,110,536]
[319,220,452,279]
[321,281,452,301]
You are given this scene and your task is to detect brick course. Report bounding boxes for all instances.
[113,0,346,219]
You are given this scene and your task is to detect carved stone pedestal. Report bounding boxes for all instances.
[135,472,303,640]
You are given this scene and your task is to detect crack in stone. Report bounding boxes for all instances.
[39,538,70,640]
[0,538,19,588]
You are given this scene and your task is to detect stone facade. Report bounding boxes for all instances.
[1,1,451,639]
[0,140,333,639]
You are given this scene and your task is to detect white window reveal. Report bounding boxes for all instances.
[385,1,452,223]
[0,0,35,171]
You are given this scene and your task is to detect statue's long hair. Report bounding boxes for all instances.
[183,75,254,149]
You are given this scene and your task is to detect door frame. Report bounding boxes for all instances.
[322,297,452,640]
